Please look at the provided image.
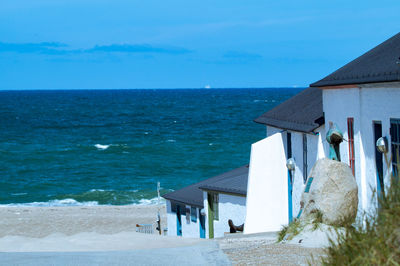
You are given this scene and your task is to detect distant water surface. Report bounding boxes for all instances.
[0,88,302,206]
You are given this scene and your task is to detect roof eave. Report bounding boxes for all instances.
[162,196,203,208]
[199,187,247,197]
[253,118,322,134]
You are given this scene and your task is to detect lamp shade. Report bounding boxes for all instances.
[376,137,388,154]
[286,158,296,171]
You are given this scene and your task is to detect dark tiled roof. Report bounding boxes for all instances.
[199,165,248,196]
[162,165,248,207]
[254,87,324,133]
[311,32,400,87]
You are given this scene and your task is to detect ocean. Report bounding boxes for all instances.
[0,88,302,206]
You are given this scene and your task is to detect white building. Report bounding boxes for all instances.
[164,32,400,237]
[163,181,206,238]
[245,32,400,234]
[199,165,248,239]
[244,87,326,234]
[163,165,248,238]
[310,32,400,214]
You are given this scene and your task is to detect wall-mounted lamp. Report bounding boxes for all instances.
[286,158,296,171]
[376,137,388,154]
[200,209,206,216]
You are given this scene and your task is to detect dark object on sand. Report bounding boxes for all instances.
[228,219,244,233]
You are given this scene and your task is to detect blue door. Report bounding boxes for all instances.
[288,170,293,222]
[176,205,182,236]
[199,209,205,238]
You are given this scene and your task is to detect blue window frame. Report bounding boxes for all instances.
[391,119,400,177]
[303,133,308,183]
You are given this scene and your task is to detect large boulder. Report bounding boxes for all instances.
[299,158,358,225]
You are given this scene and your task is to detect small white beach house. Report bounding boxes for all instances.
[199,165,248,239]
[244,87,326,234]
[245,32,400,234]
[309,32,400,214]
[163,165,248,238]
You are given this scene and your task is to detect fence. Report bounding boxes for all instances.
[136,223,153,234]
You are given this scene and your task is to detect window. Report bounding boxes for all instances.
[191,206,197,222]
[303,134,308,183]
[347,118,355,176]
[212,193,219,221]
[391,119,400,177]
[287,132,292,158]
[186,207,191,224]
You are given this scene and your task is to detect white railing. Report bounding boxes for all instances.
[136,223,153,234]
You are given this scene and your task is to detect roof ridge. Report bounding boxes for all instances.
[311,32,400,87]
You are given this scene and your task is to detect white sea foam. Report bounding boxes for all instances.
[166,139,176,143]
[94,144,110,150]
[0,198,99,207]
[11,193,27,196]
[0,197,166,207]
[137,197,166,205]
[89,189,107,192]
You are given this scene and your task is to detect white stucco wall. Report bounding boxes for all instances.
[180,205,201,238]
[166,200,203,238]
[262,126,326,221]
[166,200,177,236]
[203,191,246,238]
[266,126,282,137]
[244,132,288,233]
[323,85,400,214]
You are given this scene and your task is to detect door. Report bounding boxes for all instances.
[207,193,214,239]
[374,122,384,202]
[348,118,355,176]
[199,209,205,238]
[176,205,182,236]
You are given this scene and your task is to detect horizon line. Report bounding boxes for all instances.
[0,86,306,92]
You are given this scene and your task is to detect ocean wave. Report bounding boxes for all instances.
[94,144,110,150]
[0,198,99,207]
[166,139,176,143]
[54,189,165,206]
[0,197,165,207]
[11,193,27,196]
[138,197,165,205]
[93,144,129,150]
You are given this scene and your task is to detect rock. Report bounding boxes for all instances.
[299,158,358,226]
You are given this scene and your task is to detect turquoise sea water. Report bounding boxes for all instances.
[0,88,302,206]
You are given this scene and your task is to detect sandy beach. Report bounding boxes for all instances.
[0,205,167,238]
[0,205,325,265]
[0,205,234,265]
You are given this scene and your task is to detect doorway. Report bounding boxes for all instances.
[207,193,215,238]
[373,122,384,201]
[199,209,205,238]
[176,205,182,236]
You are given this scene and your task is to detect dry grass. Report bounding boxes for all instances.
[277,210,324,242]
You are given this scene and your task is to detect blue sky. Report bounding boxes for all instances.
[0,0,399,89]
